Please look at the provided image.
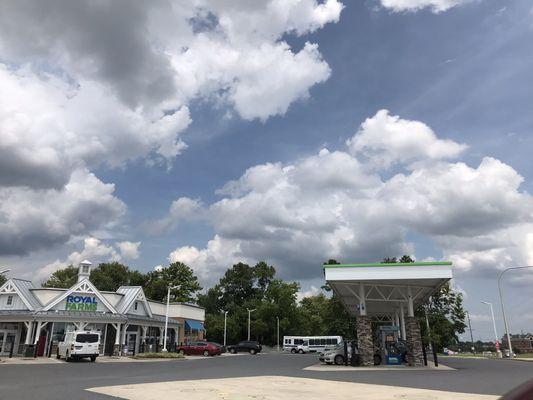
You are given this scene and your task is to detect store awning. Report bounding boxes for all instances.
[185,319,204,331]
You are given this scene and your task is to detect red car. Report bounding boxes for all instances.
[177,341,221,356]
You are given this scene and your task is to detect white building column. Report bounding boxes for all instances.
[121,324,129,346]
[114,323,121,345]
[173,327,179,345]
[24,321,33,345]
[33,321,44,344]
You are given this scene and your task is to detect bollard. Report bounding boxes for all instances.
[432,342,438,367]
[422,343,428,366]
[343,341,348,366]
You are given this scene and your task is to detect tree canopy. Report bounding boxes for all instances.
[38,254,465,349]
[0,274,6,287]
[143,262,202,302]
[42,261,202,303]
[43,265,79,288]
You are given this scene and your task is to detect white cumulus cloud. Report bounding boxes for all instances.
[165,111,533,285]
[347,109,467,169]
[0,0,343,258]
[379,0,470,13]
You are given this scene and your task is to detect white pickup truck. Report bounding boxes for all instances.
[57,331,100,362]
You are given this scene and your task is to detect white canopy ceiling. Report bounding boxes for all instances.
[324,262,453,317]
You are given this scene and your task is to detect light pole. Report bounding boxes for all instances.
[481,301,501,358]
[247,308,256,341]
[498,266,533,358]
[276,316,280,352]
[223,310,229,347]
[163,285,179,352]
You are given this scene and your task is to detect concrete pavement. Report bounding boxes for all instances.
[1,353,532,399]
[88,375,499,400]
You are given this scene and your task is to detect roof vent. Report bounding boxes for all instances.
[78,260,92,283]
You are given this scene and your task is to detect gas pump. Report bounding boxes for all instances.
[378,326,402,365]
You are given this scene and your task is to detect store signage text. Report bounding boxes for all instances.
[66,295,98,311]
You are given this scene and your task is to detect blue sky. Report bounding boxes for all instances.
[1,0,533,340]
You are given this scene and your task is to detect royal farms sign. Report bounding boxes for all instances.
[66,295,98,311]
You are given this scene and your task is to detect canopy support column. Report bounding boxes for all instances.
[400,303,406,340]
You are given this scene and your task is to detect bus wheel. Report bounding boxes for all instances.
[291,348,296,354]
[298,349,304,354]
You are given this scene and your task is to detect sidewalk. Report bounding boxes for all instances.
[304,362,455,371]
[0,353,235,365]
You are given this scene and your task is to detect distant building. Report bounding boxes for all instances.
[0,260,205,358]
[501,333,533,353]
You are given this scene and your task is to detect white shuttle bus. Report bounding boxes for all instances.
[283,336,342,353]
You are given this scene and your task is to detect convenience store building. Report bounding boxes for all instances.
[0,260,205,357]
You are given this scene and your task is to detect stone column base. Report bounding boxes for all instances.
[356,315,374,366]
[50,343,58,358]
[406,316,424,366]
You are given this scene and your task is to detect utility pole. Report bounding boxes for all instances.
[223,311,228,347]
[276,316,280,352]
[247,308,256,341]
[466,311,475,353]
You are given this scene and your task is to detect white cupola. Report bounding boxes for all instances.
[78,260,92,282]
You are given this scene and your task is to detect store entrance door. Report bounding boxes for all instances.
[126,333,137,355]
[36,333,47,356]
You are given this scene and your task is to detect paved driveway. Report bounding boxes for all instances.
[0,353,531,399]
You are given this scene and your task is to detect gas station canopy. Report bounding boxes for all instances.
[324,262,453,317]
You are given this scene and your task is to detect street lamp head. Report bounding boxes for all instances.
[480,301,491,305]
[0,268,11,275]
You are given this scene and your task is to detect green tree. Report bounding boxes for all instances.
[128,270,149,287]
[417,283,466,351]
[144,262,202,303]
[198,261,301,346]
[217,262,258,307]
[323,294,357,339]
[398,255,415,263]
[43,265,78,288]
[90,262,131,291]
[0,274,6,287]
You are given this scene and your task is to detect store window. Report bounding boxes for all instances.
[134,301,138,311]
[6,295,13,306]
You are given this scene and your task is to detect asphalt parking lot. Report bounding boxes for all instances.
[0,353,531,399]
